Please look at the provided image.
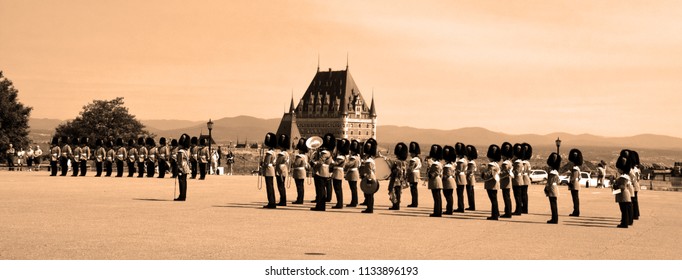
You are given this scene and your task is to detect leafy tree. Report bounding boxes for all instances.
[0,71,32,160]
[54,97,153,144]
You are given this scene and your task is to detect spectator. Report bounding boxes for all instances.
[6,144,16,171]
[226,150,235,175]
[27,146,35,171]
[34,145,43,171]
[17,147,26,171]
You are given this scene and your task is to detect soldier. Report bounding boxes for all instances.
[520,143,533,214]
[71,138,81,176]
[147,138,157,177]
[49,137,61,176]
[175,134,191,201]
[568,148,583,217]
[483,144,501,220]
[322,134,336,203]
[170,139,179,178]
[344,140,361,207]
[105,140,115,177]
[157,137,170,178]
[511,143,524,215]
[94,139,106,177]
[189,137,199,179]
[441,145,456,215]
[137,137,147,178]
[454,142,467,213]
[427,144,443,217]
[389,142,408,211]
[261,133,278,209]
[630,151,641,220]
[291,138,309,204]
[79,137,90,176]
[545,152,562,224]
[465,145,478,211]
[198,138,209,180]
[115,138,126,177]
[499,142,514,218]
[331,139,349,209]
[59,136,72,176]
[406,142,421,208]
[127,139,138,177]
[620,150,636,226]
[311,136,333,211]
[275,134,290,205]
[359,138,378,214]
[614,155,633,228]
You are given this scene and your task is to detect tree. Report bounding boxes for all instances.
[0,71,32,160]
[54,97,153,144]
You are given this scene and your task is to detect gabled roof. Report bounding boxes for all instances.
[296,68,370,117]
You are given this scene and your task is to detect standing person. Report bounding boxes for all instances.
[79,137,90,176]
[175,134,191,201]
[545,152,562,224]
[59,137,72,176]
[26,146,34,171]
[126,139,138,177]
[614,155,633,228]
[198,138,209,180]
[70,138,81,176]
[105,140,115,177]
[597,162,607,188]
[49,137,60,176]
[483,145,501,220]
[114,138,126,177]
[311,136,333,211]
[630,151,641,220]
[331,139,350,209]
[261,133,278,209]
[226,150,235,176]
[359,138,378,214]
[291,138,309,204]
[520,143,533,214]
[441,145,456,215]
[211,148,219,175]
[344,140,361,207]
[388,142,408,211]
[33,145,43,171]
[322,134,336,203]
[16,147,25,171]
[620,150,636,226]
[511,143,524,215]
[274,134,290,205]
[147,138,157,178]
[499,142,514,218]
[454,142,467,213]
[136,137,147,178]
[94,139,106,177]
[427,144,444,217]
[189,137,199,179]
[568,148,583,217]
[157,137,169,178]
[406,142,421,208]
[465,145,478,211]
[170,139,179,178]
[6,144,16,171]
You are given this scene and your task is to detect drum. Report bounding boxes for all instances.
[374,157,391,181]
[360,177,380,194]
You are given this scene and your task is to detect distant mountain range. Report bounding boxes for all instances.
[28,116,682,150]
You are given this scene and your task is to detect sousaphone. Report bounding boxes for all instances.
[305,136,324,150]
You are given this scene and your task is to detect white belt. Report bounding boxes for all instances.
[349,168,358,171]
[295,167,306,170]
[334,167,344,170]
[267,164,273,166]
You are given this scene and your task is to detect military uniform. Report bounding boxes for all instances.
[568,148,583,217]
[545,152,562,224]
[105,140,115,177]
[389,142,408,211]
[170,139,179,178]
[520,143,533,214]
[441,145,456,214]
[262,133,278,209]
[126,139,138,177]
[137,137,147,178]
[344,140,361,207]
[198,138,209,180]
[71,138,81,176]
[511,143,524,215]
[427,145,443,217]
[311,150,332,211]
[359,139,378,214]
[331,139,350,209]
[274,134,291,205]
[406,142,422,208]
[454,143,467,213]
[629,151,641,220]
[49,137,61,176]
[147,138,157,177]
[94,139,106,177]
[189,137,199,179]
[115,138,126,177]
[60,137,72,176]
[483,145,502,220]
[292,138,310,204]
[79,138,90,176]
[157,137,170,178]
[614,155,633,228]
[465,145,478,211]
[499,158,513,218]
[175,134,191,201]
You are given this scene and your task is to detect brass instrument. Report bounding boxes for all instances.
[305,136,323,185]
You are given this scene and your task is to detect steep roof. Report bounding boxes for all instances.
[296,68,371,117]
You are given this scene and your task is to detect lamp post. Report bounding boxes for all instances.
[207,119,214,174]
[555,137,561,155]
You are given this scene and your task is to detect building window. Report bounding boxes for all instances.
[350,131,354,135]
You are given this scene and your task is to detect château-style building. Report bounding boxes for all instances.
[276,66,377,148]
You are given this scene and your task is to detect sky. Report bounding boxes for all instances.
[2,0,682,137]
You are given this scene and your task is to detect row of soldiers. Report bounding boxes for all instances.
[47,136,212,180]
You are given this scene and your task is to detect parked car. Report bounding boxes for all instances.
[529,169,548,184]
[559,171,609,188]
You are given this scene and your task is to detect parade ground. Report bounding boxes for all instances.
[1,171,680,260]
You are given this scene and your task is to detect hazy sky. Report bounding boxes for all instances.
[2,0,682,137]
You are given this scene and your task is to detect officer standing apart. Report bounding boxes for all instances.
[175,134,191,201]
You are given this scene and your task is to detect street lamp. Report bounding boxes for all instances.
[207,119,214,174]
[555,137,561,155]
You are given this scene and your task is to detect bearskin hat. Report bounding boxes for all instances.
[277,134,290,151]
[487,144,501,162]
[137,137,145,146]
[189,136,198,146]
[338,139,351,156]
[620,149,631,159]
[513,143,523,159]
[466,145,478,160]
[80,137,89,146]
[115,138,123,146]
[263,132,277,149]
[179,134,191,149]
[455,142,466,158]
[501,142,513,159]
[409,141,421,155]
[394,142,409,161]
[429,144,443,161]
[363,138,377,158]
[442,145,456,163]
[127,139,135,147]
[51,136,59,146]
[146,137,156,147]
[296,137,309,153]
[568,148,583,166]
[95,139,103,147]
[616,155,631,174]
[200,137,207,146]
[630,150,640,167]
[547,152,562,170]
[170,138,178,147]
[71,137,79,146]
[350,140,361,155]
[107,140,114,148]
[322,133,336,151]
[522,143,532,160]
[61,136,69,145]
[159,137,167,146]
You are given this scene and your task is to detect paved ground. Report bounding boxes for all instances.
[0,171,680,260]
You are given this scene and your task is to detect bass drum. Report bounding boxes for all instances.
[374,157,391,181]
[360,178,380,194]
